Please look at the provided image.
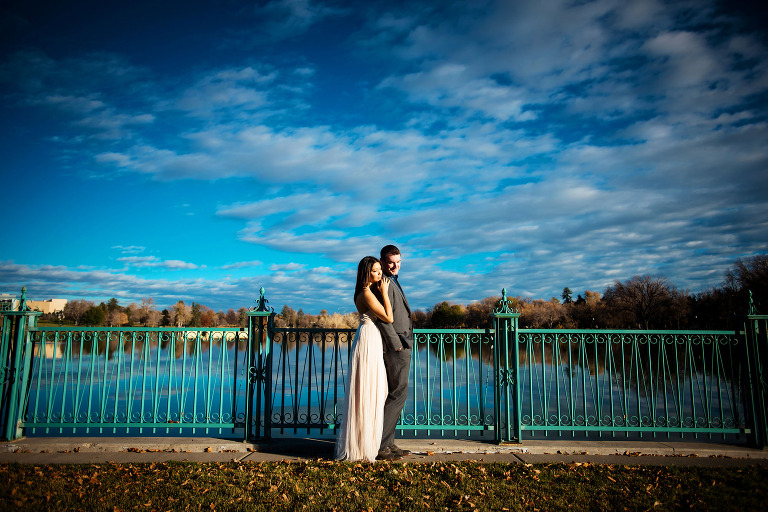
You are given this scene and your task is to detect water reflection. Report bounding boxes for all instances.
[23,327,747,438]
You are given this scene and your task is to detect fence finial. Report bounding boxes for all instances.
[255,287,270,312]
[748,289,758,315]
[493,288,518,315]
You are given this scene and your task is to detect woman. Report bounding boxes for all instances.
[334,256,393,462]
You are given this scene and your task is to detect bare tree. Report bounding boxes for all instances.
[724,254,768,314]
[63,299,92,326]
[603,275,674,329]
[145,309,162,327]
[126,303,141,325]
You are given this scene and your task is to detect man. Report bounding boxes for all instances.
[376,244,413,461]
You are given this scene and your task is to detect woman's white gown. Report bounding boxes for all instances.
[334,312,388,462]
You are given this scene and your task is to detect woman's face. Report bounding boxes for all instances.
[368,262,383,285]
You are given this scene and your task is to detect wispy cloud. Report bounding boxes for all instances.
[253,0,347,40]
[221,261,263,270]
[112,245,146,254]
[118,256,202,270]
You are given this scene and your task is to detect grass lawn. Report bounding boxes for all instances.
[1,460,766,511]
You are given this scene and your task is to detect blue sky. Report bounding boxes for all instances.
[1,0,767,313]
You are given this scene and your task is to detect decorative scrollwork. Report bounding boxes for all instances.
[250,287,275,313]
[493,289,519,316]
[247,366,269,384]
[496,368,516,386]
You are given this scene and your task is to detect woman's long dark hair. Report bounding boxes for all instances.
[354,256,381,301]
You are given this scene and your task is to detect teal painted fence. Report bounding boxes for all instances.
[1,288,766,446]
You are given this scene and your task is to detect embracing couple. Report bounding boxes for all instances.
[334,244,413,462]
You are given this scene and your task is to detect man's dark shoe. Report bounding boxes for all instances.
[389,444,411,457]
[375,447,402,461]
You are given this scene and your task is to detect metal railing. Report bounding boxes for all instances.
[23,327,250,435]
[514,330,746,437]
[2,287,767,447]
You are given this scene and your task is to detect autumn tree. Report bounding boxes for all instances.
[237,307,248,328]
[200,308,215,327]
[464,296,499,328]
[520,298,567,328]
[412,310,428,328]
[276,305,297,327]
[171,301,191,327]
[568,290,606,328]
[108,310,128,327]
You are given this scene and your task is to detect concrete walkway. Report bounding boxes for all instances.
[2,437,767,466]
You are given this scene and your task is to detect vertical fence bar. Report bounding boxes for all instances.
[744,294,768,448]
[246,288,274,441]
[493,289,521,443]
[0,288,41,440]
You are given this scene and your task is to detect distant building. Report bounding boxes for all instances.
[0,294,17,311]
[26,299,68,314]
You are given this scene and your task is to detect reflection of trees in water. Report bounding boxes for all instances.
[407,331,496,430]
[27,326,748,433]
[408,329,745,432]
[33,329,251,362]
[514,331,745,430]
[516,331,741,388]
[416,331,494,363]
[269,329,356,428]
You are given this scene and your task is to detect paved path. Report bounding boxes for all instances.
[2,437,767,466]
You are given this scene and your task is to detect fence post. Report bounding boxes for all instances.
[492,289,521,444]
[0,288,41,441]
[245,288,275,441]
[744,292,768,448]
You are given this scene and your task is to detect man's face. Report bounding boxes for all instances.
[382,253,401,277]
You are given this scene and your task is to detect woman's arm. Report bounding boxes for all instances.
[358,278,393,323]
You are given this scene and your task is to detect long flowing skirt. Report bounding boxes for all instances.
[334,317,388,462]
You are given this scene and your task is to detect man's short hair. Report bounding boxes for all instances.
[380,245,400,261]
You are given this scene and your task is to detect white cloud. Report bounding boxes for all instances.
[118,256,201,270]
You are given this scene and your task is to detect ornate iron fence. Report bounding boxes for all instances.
[1,287,766,447]
[514,330,745,437]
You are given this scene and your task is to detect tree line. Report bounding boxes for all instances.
[52,254,766,330]
[58,298,250,328]
[402,254,766,330]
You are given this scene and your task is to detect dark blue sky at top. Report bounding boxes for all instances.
[1,0,767,312]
